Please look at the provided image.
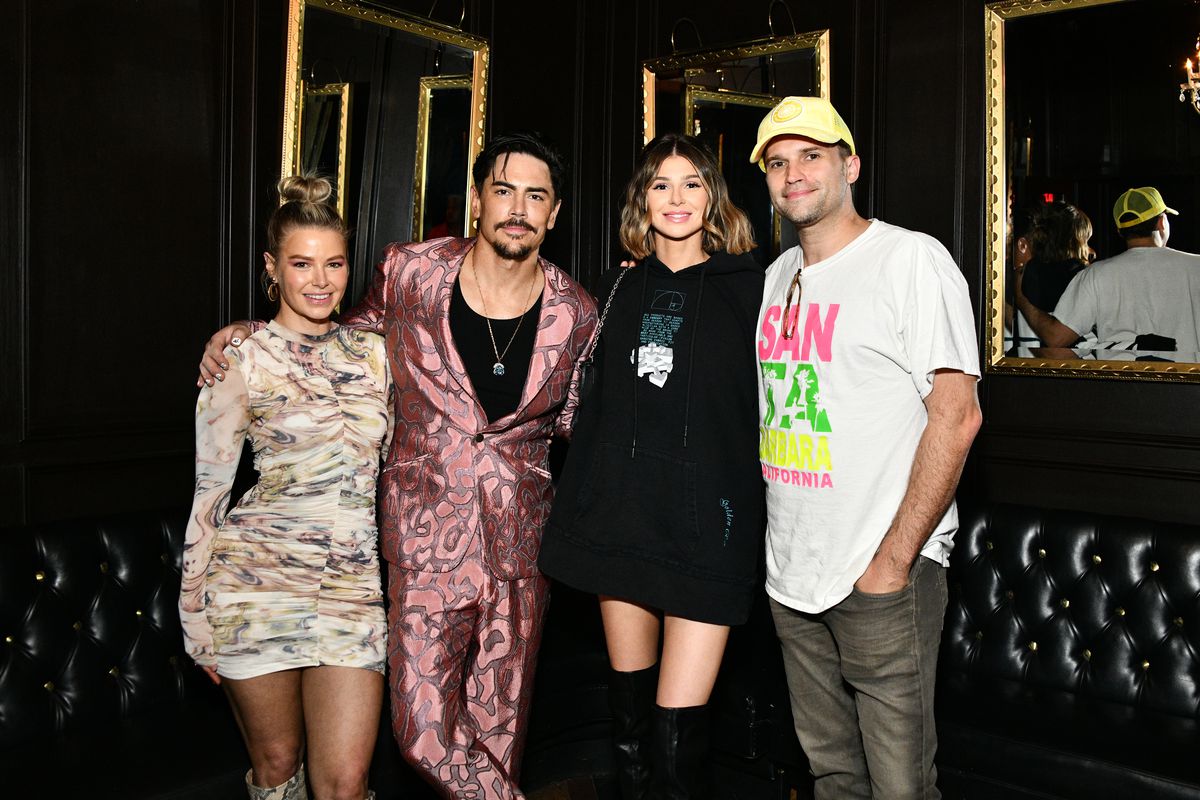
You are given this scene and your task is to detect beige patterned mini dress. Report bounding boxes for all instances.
[180,320,391,680]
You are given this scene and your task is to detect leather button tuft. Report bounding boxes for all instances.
[474,433,484,443]
[1038,548,1046,559]
[3,635,11,644]
[99,562,109,574]
[1149,561,1160,572]
[1141,660,1150,671]
[1006,590,1014,600]
[72,621,82,632]
[1116,607,1126,617]
[1028,641,1038,652]
[35,571,45,582]
[135,610,143,617]
[43,681,54,691]
[985,540,994,551]
[1092,554,1102,564]
[1060,598,1070,609]
[1083,648,1092,660]
[1175,617,1184,628]
[108,667,120,677]
[975,631,983,641]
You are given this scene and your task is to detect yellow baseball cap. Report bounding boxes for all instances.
[749,96,856,171]
[1112,187,1178,229]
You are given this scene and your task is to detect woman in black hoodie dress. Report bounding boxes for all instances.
[540,133,765,799]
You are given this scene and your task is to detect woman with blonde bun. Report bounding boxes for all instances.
[180,176,391,800]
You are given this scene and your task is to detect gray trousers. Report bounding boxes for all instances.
[769,555,947,800]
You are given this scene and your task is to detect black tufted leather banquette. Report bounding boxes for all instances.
[5,502,1196,799]
[937,503,1200,800]
[0,509,249,798]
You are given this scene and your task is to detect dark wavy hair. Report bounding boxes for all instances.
[471,131,566,201]
[619,133,756,260]
[1028,201,1092,263]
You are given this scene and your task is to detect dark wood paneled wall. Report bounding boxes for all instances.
[0,0,284,526]
[4,0,1197,526]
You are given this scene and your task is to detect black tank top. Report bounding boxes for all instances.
[449,277,543,423]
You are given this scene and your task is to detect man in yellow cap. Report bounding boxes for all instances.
[1016,186,1200,355]
[750,96,982,799]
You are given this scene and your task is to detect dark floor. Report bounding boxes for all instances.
[373,759,810,800]
[527,775,620,800]
[528,772,809,800]
[526,761,811,800]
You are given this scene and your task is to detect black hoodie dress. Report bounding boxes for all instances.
[539,251,766,625]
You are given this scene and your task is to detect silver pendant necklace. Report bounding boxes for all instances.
[471,253,541,377]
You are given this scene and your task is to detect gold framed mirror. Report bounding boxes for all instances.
[684,86,784,255]
[299,81,351,216]
[642,30,830,267]
[282,0,488,302]
[413,75,471,242]
[984,0,1200,381]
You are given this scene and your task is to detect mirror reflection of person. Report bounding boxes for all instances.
[181,176,390,800]
[539,133,764,798]
[426,193,465,239]
[195,134,598,799]
[1002,212,1036,349]
[1008,201,1094,353]
[1017,187,1200,355]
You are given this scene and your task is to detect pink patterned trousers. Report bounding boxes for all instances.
[386,535,549,799]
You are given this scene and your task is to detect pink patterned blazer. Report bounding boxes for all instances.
[341,237,597,580]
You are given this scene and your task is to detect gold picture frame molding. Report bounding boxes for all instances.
[281,0,489,205]
[641,29,831,145]
[683,86,783,251]
[683,87,779,139]
[413,75,472,241]
[982,0,1200,382]
[298,81,351,217]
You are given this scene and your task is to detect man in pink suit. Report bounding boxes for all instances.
[199,133,597,798]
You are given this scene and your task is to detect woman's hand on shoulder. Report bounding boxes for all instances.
[198,324,252,388]
[200,665,221,685]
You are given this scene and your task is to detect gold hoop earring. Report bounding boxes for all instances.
[267,281,280,302]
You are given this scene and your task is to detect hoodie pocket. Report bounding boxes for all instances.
[573,442,698,564]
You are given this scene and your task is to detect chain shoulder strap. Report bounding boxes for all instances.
[584,267,631,362]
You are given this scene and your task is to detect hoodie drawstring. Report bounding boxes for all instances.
[631,265,650,458]
[681,267,706,449]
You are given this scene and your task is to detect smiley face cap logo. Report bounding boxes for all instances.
[771,99,806,123]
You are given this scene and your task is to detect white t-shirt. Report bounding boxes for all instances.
[1052,246,1200,352]
[756,220,980,613]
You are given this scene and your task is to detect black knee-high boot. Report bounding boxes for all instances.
[649,704,710,799]
[608,665,659,799]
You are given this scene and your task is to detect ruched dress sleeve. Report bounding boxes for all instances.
[179,347,251,666]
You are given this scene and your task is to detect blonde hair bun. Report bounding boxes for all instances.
[278,174,335,206]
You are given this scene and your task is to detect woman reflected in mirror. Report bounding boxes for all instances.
[540,133,765,799]
[1009,201,1094,355]
[180,175,390,800]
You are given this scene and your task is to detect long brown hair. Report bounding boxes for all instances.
[619,133,755,259]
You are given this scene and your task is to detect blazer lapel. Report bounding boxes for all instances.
[488,258,579,429]
[428,239,482,417]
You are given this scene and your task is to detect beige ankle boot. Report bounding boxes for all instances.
[244,764,309,800]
